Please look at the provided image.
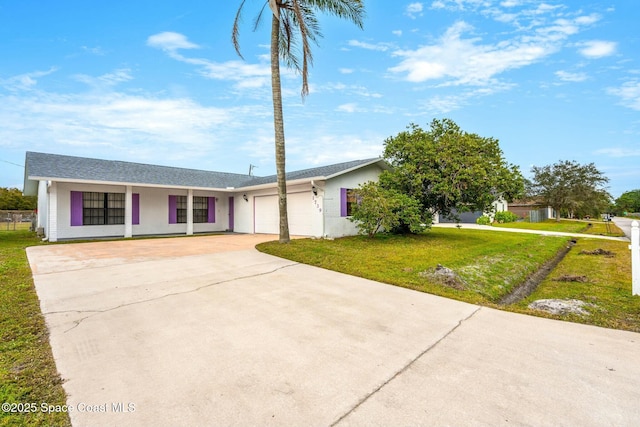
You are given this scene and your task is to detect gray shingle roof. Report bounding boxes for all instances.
[244,158,385,186]
[24,152,386,194]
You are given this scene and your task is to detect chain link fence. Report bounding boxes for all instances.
[1,210,36,231]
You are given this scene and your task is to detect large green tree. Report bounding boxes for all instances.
[615,189,640,214]
[233,0,365,243]
[380,119,524,224]
[529,160,611,220]
[0,187,36,210]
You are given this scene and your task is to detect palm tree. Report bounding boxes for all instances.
[232,0,365,243]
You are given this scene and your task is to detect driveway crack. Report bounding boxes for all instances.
[330,306,482,426]
[45,262,299,333]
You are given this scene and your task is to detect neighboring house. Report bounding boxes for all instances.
[434,199,509,224]
[23,152,389,242]
[509,199,555,221]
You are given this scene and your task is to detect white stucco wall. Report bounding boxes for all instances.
[37,180,48,234]
[323,164,384,237]
[52,182,228,240]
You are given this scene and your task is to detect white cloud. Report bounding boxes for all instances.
[339,68,354,74]
[147,32,274,91]
[320,82,382,99]
[286,134,383,166]
[147,32,200,52]
[0,68,58,91]
[595,147,640,158]
[388,5,605,87]
[74,69,134,87]
[555,70,588,82]
[392,30,403,37]
[575,14,601,26]
[389,20,553,85]
[500,0,521,7]
[406,2,424,19]
[578,40,617,58]
[607,80,640,111]
[0,86,272,163]
[347,39,392,52]
[81,46,105,56]
[418,84,513,114]
[336,103,359,113]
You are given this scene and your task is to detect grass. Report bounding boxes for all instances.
[512,238,640,332]
[492,219,626,237]
[0,223,31,233]
[259,228,569,304]
[0,230,71,427]
[259,228,639,332]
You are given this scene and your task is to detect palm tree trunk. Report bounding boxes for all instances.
[271,13,290,243]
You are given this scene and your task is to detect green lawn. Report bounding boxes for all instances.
[259,228,570,304]
[0,231,71,427]
[492,219,626,237]
[513,238,640,332]
[258,228,639,332]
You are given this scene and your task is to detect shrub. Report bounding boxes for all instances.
[349,182,430,237]
[476,215,491,225]
[494,211,519,223]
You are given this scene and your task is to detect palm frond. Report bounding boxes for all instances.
[232,0,248,59]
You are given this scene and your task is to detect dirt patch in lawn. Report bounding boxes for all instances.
[580,248,615,257]
[499,240,575,305]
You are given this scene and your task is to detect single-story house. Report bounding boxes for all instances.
[509,199,555,221]
[23,151,389,242]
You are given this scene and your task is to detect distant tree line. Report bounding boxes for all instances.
[526,160,611,221]
[614,189,640,214]
[0,187,37,210]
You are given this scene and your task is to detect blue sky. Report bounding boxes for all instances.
[1,0,638,198]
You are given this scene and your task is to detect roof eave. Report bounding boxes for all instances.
[324,158,389,180]
[236,176,323,192]
[25,175,233,192]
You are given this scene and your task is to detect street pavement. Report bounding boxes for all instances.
[612,216,637,239]
[27,234,640,426]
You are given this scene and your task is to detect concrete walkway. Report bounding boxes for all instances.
[433,222,630,241]
[28,234,640,426]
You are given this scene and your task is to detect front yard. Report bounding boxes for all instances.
[0,231,71,427]
[258,227,640,332]
[259,228,570,305]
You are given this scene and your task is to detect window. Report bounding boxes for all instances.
[169,195,215,224]
[340,188,357,217]
[193,197,208,223]
[176,196,187,224]
[82,192,125,225]
[346,190,357,216]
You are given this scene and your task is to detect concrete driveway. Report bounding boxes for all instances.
[28,234,640,426]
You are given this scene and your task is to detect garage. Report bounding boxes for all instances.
[254,192,313,235]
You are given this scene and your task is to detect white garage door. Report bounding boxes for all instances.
[254,192,312,235]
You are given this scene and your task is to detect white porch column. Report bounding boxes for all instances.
[48,181,58,242]
[187,189,194,235]
[124,185,133,238]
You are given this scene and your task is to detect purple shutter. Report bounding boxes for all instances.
[340,188,348,217]
[208,197,216,223]
[168,195,177,224]
[133,193,140,225]
[70,191,83,226]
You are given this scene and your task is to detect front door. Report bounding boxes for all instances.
[228,197,234,231]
